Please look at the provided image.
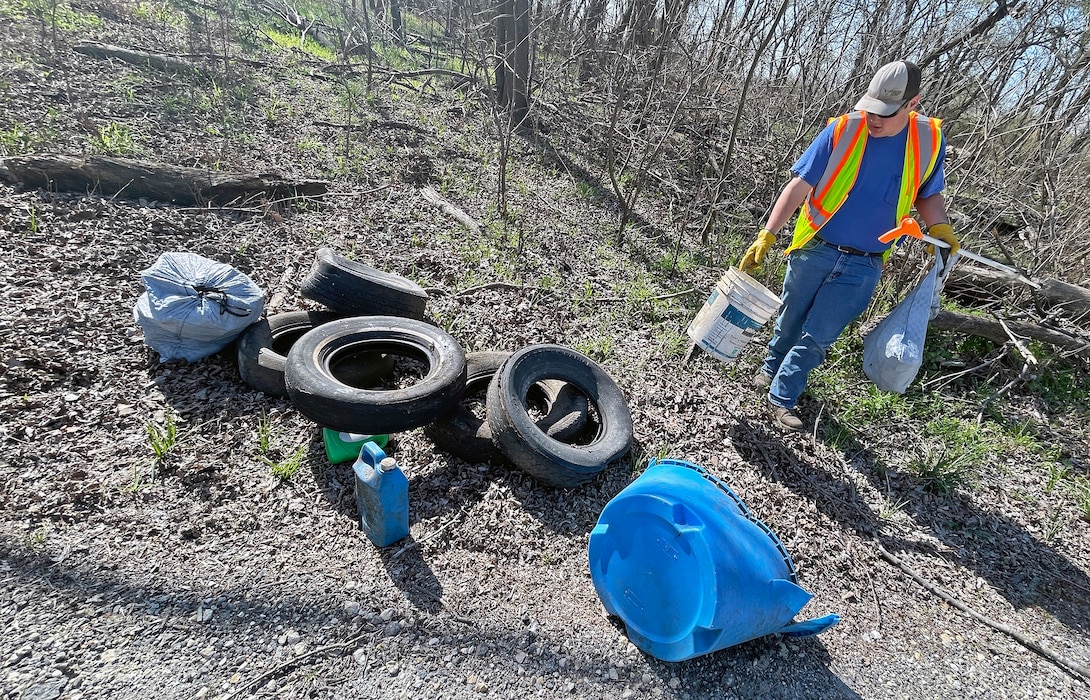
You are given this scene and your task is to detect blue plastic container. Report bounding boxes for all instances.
[588,459,839,662]
[353,441,409,547]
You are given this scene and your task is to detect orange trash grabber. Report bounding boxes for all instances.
[879,216,1040,288]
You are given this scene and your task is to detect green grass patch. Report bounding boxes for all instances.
[265,444,308,480]
[0,122,37,155]
[922,416,995,456]
[264,26,337,61]
[132,0,180,24]
[147,411,178,463]
[1075,478,1090,522]
[575,180,597,200]
[654,248,700,275]
[12,0,103,30]
[840,385,913,426]
[906,444,977,494]
[402,11,443,36]
[1029,361,1090,414]
[89,120,139,156]
[574,335,613,363]
[374,44,418,72]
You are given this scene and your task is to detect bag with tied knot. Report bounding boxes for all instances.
[134,251,265,362]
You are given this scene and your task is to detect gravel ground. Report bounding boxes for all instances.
[1,4,1089,699]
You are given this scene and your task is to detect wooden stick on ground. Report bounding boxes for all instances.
[875,544,1090,684]
[976,315,1040,423]
[420,186,482,235]
[219,630,375,700]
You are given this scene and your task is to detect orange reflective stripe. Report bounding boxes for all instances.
[815,117,865,204]
[807,194,831,219]
[832,116,847,142]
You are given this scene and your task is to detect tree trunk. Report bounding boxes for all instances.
[389,0,404,41]
[578,0,607,80]
[511,0,530,121]
[930,310,1089,357]
[495,0,530,124]
[494,0,510,106]
[0,154,328,205]
[72,41,204,77]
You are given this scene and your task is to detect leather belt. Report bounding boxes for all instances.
[819,239,884,257]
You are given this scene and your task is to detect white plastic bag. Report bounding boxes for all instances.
[134,252,265,362]
[862,253,950,393]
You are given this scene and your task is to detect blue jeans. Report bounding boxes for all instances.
[761,240,884,409]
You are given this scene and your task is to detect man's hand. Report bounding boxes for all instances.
[739,229,776,273]
[926,223,960,257]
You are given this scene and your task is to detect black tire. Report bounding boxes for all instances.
[486,345,633,488]
[300,247,428,319]
[237,311,394,397]
[423,351,590,463]
[284,316,466,434]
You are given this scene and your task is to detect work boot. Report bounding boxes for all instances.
[752,371,773,389]
[772,407,805,433]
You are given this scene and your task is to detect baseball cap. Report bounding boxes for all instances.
[854,61,921,117]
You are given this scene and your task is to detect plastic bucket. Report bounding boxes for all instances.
[687,268,782,362]
[587,459,838,662]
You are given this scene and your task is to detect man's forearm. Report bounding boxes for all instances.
[763,177,813,234]
[915,192,949,229]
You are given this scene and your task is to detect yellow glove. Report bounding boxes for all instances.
[739,229,776,273]
[926,223,961,257]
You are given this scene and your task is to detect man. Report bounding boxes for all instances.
[738,60,960,432]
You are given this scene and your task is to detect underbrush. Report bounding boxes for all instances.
[807,305,1088,515]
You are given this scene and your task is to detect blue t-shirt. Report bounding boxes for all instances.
[792,119,946,252]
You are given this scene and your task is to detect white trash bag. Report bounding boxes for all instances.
[134,252,265,362]
[862,252,951,393]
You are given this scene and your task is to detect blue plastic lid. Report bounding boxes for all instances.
[591,494,717,643]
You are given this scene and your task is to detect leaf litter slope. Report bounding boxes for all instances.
[0,7,1088,700]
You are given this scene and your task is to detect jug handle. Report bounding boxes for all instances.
[359,440,387,467]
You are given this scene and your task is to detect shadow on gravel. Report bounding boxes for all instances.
[730,415,1090,634]
[502,452,638,536]
[306,437,496,615]
[643,632,862,700]
[2,536,861,699]
[0,538,362,638]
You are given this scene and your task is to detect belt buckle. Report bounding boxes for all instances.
[832,242,872,257]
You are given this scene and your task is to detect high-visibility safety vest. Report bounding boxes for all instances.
[786,111,943,258]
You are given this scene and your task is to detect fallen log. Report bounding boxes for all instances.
[72,41,204,76]
[0,154,328,205]
[950,266,1090,324]
[930,309,1090,357]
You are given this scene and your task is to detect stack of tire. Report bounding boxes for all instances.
[236,248,633,488]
